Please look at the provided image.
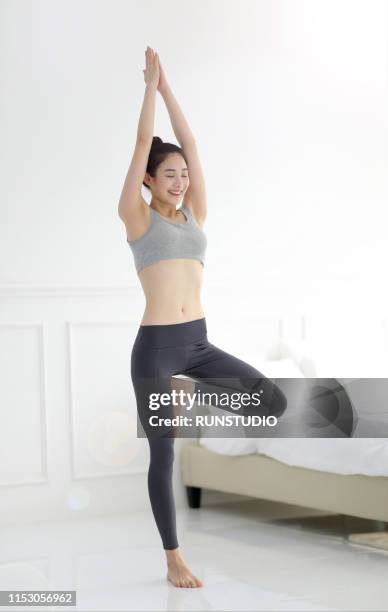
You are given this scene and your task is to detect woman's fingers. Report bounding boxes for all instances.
[143,47,159,86]
[145,46,157,60]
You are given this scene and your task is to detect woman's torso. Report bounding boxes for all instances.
[137,259,205,325]
[125,202,206,326]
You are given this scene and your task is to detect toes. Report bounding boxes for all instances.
[188,574,200,587]
[167,571,203,589]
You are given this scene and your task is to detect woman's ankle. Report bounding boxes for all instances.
[165,546,184,564]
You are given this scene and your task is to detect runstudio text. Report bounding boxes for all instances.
[149,414,278,427]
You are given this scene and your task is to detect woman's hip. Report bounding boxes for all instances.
[133,316,207,351]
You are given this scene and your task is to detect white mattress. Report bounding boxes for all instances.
[199,436,388,477]
[197,357,388,477]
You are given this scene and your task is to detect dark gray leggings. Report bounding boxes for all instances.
[130,317,287,550]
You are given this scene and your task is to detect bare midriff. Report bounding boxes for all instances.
[137,258,205,326]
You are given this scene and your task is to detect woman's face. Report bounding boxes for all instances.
[146,154,189,203]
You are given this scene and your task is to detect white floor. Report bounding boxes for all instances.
[1,499,388,611]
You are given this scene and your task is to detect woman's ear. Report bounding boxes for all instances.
[144,172,151,187]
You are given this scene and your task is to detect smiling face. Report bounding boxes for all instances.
[145,153,189,204]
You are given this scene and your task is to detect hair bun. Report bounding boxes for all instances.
[152,136,164,148]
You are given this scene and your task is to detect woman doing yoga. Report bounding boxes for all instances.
[118,47,287,588]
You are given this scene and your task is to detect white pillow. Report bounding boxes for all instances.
[259,357,305,378]
[279,338,317,377]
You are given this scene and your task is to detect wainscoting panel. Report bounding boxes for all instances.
[0,323,48,486]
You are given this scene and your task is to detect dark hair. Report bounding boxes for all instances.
[143,136,188,190]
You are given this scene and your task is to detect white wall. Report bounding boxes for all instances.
[1,0,387,524]
[1,0,386,307]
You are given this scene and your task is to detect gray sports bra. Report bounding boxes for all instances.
[126,204,207,274]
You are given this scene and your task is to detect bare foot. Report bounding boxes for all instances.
[165,548,203,588]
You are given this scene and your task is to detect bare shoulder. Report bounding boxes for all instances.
[120,195,151,242]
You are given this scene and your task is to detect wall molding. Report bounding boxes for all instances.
[0,323,48,487]
[0,285,139,299]
[66,320,148,481]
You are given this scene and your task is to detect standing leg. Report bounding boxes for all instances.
[131,333,203,588]
[148,435,179,550]
[131,345,180,548]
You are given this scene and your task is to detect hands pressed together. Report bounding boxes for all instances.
[143,45,168,93]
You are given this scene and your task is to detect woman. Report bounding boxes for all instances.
[118,46,287,588]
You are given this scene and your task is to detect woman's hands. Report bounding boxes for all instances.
[156,54,169,94]
[143,46,159,88]
[143,46,169,93]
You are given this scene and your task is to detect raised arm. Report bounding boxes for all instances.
[157,56,207,226]
[118,48,159,224]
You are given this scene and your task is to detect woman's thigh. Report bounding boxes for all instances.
[131,343,187,439]
[183,339,287,419]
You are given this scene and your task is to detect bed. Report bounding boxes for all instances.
[178,353,388,524]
